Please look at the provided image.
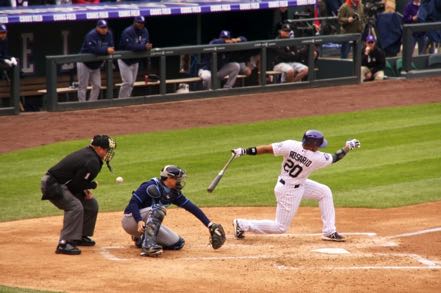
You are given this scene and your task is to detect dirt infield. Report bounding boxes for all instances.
[0,78,441,292]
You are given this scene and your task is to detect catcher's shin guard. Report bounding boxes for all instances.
[141,205,166,256]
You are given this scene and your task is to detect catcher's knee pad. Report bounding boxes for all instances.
[144,206,167,244]
[163,237,185,250]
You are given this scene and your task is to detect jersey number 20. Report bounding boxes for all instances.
[283,159,303,178]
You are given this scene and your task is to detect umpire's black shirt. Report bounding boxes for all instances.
[48,146,103,195]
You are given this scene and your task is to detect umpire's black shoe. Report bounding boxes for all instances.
[72,236,96,246]
[55,241,81,255]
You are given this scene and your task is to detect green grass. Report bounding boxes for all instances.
[0,103,440,222]
[0,285,59,293]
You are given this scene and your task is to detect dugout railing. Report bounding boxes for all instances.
[4,34,362,114]
[0,65,21,116]
[402,21,441,78]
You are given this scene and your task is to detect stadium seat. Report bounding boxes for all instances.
[396,58,417,75]
[427,54,441,69]
[384,59,396,77]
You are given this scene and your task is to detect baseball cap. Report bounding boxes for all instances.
[219,30,231,39]
[0,24,6,32]
[134,16,145,23]
[96,19,108,28]
[280,23,291,32]
[366,35,376,43]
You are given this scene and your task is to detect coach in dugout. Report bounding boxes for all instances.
[118,16,152,98]
[77,19,114,102]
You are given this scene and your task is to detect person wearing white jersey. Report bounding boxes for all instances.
[231,129,360,242]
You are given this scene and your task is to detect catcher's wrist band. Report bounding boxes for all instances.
[246,147,257,155]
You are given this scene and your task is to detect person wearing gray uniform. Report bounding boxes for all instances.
[118,16,152,98]
[40,135,116,255]
[77,19,114,102]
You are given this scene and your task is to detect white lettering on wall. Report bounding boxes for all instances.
[21,33,34,74]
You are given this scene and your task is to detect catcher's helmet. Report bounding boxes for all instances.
[302,129,328,148]
[160,165,186,190]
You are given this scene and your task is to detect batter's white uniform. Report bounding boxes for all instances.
[236,140,337,236]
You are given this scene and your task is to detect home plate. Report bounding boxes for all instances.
[312,248,350,254]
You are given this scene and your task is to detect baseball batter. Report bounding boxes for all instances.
[232,130,360,242]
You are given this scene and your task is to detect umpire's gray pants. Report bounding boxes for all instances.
[118,59,139,98]
[41,175,98,241]
[76,62,101,102]
[198,62,240,89]
[121,207,180,247]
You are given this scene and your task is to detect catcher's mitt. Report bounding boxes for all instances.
[208,223,226,249]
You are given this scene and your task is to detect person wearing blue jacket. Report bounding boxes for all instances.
[77,19,114,102]
[118,16,152,98]
[198,30,247,89]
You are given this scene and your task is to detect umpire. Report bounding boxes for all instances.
[40,135,116,255]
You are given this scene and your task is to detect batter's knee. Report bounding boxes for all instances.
[274,223,289,234]
[322,186,333,199]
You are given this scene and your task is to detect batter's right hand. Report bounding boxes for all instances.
[137,221,145,233]
[232,148,246,157]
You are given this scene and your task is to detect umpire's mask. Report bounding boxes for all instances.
[91,135,117,172]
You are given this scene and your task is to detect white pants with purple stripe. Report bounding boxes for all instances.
[236,179,336,236]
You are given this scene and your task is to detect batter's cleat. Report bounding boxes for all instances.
[72,236,95,246]
[233,219,245,239]
[55,241,81,255]
[321,232,346,242]
[140,244,163,257]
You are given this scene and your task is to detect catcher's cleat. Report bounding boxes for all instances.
[140,244,163,257]
[132,235,144,249]
[321,232,346,242]
[233,219,245,239]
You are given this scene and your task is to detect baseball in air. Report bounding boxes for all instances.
[116,176,124,184]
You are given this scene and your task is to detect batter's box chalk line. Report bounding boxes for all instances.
[99,228,441,267]
[251,232,377,238]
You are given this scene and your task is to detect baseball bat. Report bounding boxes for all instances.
[207,154,236,193]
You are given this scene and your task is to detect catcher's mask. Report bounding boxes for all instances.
[90,135,117,172]
[302,129,328,148]
[160,165,186,190]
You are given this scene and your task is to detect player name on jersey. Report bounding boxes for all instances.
[289,151,312,167]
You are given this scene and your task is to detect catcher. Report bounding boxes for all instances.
[121,165,225,257]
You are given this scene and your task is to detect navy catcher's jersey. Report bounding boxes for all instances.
[124,178,210,225]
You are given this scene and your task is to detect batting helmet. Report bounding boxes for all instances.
[302,129,328,148]
[160,165,186,190]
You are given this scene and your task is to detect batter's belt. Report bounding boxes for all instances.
[279,178,300,188]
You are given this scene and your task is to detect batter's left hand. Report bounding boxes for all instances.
[346,139,361,150]
[232,148,246,157]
